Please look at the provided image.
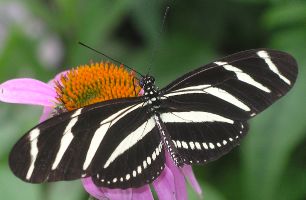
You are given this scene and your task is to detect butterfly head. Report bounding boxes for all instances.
[140,75,155,88]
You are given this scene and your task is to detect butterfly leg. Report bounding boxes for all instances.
[153,113,184,167]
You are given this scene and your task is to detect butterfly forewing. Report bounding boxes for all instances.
[162,49,298,118]
[9,97,164,188]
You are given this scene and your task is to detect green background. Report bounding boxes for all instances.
[0,0,305,199]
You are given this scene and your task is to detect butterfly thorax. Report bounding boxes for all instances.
[140,75,161,112]
[141,75,185,167]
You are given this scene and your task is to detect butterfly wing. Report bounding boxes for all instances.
[91,120,164,189]
[159,49,297,164]
[159,99,249,164]
[162,49,297,117]
[9,97,164,188]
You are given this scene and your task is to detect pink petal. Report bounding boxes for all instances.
[165,152,188,200]
[38,71,70,122]
[81,177,107,200]
[132,185,154,200]
[181,165,203,197]
[82,177,134,200]
[153,165,176,200]
[100,188,132,200]
[0,78,56,106]
[138,89,144,96]
[48,70,68,88]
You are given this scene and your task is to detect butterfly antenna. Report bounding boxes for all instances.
[78,42,144,78]
[146,5,171,75]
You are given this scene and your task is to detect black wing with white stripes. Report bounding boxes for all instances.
[162,49,297,117]
[9,97,165,188]
[159,49,297,165]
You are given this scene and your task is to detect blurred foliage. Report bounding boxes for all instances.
[0,0,305,199]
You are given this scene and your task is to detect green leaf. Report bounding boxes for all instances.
[188,181,226,200]
[0,163,41,200]
[262,2,306,29]
[47,181,85,200]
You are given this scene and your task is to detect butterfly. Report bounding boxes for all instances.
[9,49,298,189]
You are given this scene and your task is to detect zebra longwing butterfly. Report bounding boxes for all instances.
[9,49,298,189]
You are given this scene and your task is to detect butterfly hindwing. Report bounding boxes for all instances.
[160,111,249,164]
[91,120,164,188]
[159,95,249,164]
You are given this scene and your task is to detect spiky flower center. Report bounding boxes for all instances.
[55,62,140,111]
